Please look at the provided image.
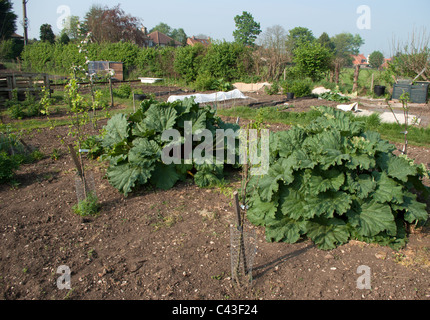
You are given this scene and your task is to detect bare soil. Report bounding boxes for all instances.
[0,84,429,301]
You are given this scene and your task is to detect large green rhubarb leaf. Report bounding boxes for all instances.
[107,162,153,197]
[128,138,161,164]
[372,172,404,204]
[305,191,353,219]
[150,163,181,190]
[265,214,307,244]
[394,192,429,225]
[143,104,177,133]
[306,217,350,250]
[246,193,279,226]
[385,155,417,182]
[347,200,396,237]
[102,114,129,148]
[308,168,345,194]
[344,173,377,200]
[258,158,295,201]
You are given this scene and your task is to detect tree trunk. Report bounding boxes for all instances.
[334,62,340,84]
[352,65,360,92]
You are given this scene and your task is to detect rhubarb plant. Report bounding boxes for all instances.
[101,98,240,196]
[246,106,429,250]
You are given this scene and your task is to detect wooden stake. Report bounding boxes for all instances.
[68,144,83,178]
[233,191,242,229]
[109,77,114,107]
[233,191,248,278]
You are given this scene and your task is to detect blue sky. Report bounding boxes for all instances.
[11,0,430,57]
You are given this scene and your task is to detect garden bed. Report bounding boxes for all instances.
[0,85,429,301]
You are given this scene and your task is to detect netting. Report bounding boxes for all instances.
[230,224,257,285]
[74,172,96,202]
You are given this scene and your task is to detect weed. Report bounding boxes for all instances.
[72,192,100,217]
[51,148,61,161]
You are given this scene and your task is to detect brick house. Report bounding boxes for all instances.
[147,30,182,48]
[351,54,369,68]
[186,36,211,47]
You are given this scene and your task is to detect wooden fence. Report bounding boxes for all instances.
[0,72,51,102]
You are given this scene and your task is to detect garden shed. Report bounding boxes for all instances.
[88,61,124,81]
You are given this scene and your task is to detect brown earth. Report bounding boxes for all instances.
[0,84,429,302]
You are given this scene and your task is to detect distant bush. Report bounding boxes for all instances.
[113,83,132,99]
[5,90,42,119]
[199,41,253,82]
[174,43,206,83]
[0,133,43,183]
[282,79,312,97]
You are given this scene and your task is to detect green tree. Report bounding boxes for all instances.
[150,22,172,36]
[233,11,262,46]
[61,15,84,40]
[331,33,364,83]
[318,32,335,51]
[286,27,315,57]
[293,41,333,81]
[59,32,71,45]
[170,28,187,46]
[368,51,384,70]
[40,24,56,44]
[0,0,17,40]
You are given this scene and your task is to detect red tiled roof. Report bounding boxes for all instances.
[187,36,211,47]
[352,54,368,66]
[148,31,182,47]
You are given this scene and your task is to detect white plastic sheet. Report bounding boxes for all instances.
[336,102,358,112]
[167,89,248,104]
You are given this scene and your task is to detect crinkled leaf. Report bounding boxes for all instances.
[150,163,180,190]
[102,114,129,148]
[308,169,345,194]
[346,152,375,170]
[258,158,295,201]
[279,187,310,220]
[395,192,429,224]
[306,217,350,250]
[246,193,279,226]
[128,138,161,164]
[372,172,404,204]
[344,173,377,200]
[107,162,153,197]
[291,149,316,169]
[347,200,396,237]
[277,128,307,158]
[386,155,418,182]
[143,104,177,133]
[320,149,350,170]
[306,191,352,219]
[265,214,307,244]
[193,163,224,188]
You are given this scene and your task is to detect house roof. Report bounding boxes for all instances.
[148,31,182,46]
[11,33,24,39]
[187,36,211,47]
[352,54,369,66]
[382,58,392,69]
